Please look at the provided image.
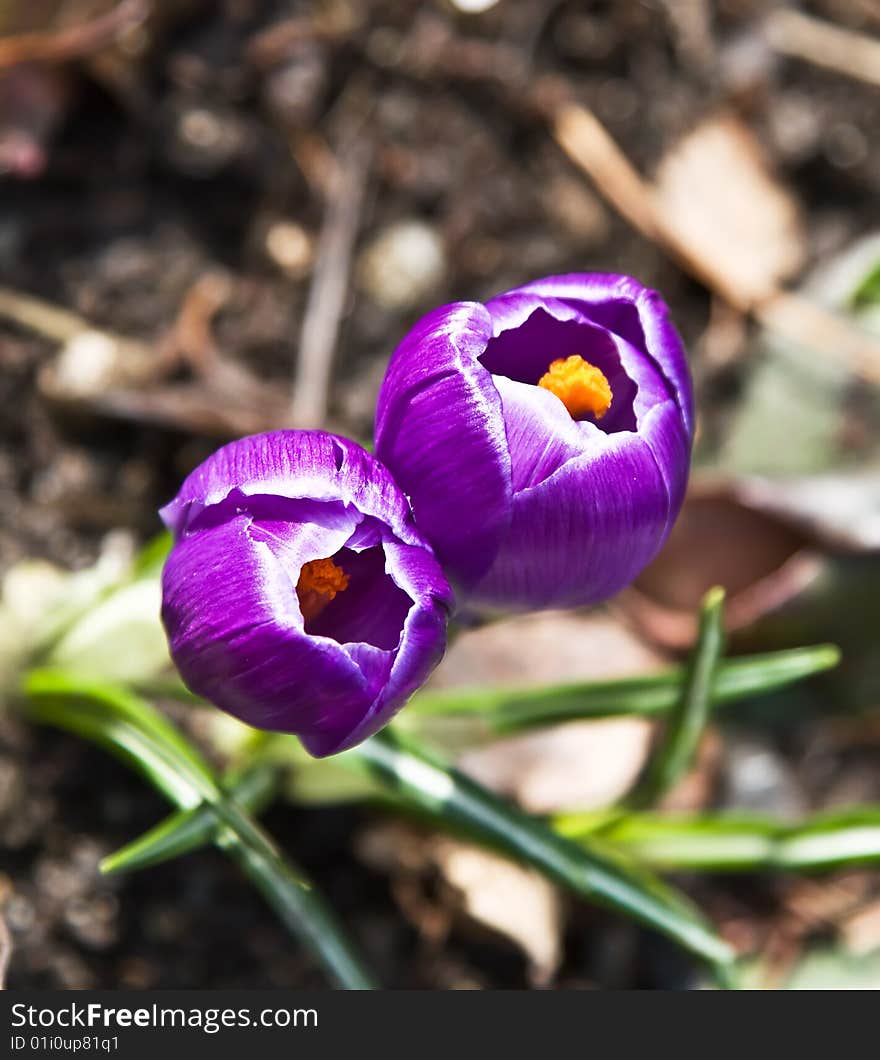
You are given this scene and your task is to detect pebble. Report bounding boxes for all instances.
[53,332,120,397]
[722,737,806,820]
[450,0,500,12]
[356,220,446,310]
[264,221,314,276]
[170,105,245,174]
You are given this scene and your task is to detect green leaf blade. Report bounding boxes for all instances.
[20,670,377,990]
[628,587,726,808]
[102,763,278,875]
[406,643,840,736]
[349,730,735,977]
[557,807,880,875]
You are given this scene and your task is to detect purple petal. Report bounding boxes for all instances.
[300,540,451,756]
[484,289,690,532]
[161,430,419,546]
[634,396,691,532]
[374,302,512,592]
[245,502,361,568]
[470,426,679,610]
[483,292,689,523]
[487,274,694,437]
[161,515,383,736]
[307,546,413,650]
[480,305,639,433]
[161,431,453,757]
[492,376,584,492]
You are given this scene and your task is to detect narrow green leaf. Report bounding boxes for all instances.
[346,729,735,981]
[24,669,214,789]
[102,763,279,874]
[20,670,377,990]
[556,807,880,874]
[779,810,880,870]
[852,260,880,309]
[23,673,211,808]
[628,587,726,808]
[404,643,840,736]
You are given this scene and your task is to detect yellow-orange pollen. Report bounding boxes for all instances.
[537,355,613,420]
[297,556,350,622]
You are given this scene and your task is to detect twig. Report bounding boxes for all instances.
[0,282,153,379]
[246,8,358,70]
[0,0,148,70]
[552,102,880,384]
[765,9,880,90]
[0,283,105,343]
[289,130,340,199]
[158,270,232,372]
[755,292,880,384]
[660,0,716,71]
[291,131,371,427]
[0,281,287,436]
[90,384,288,438]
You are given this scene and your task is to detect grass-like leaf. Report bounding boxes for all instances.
[405,643,839,740]
[627,587,726,808]
[557,807,880,874]
[21,670,377,990]
[102,762,278,874]
[346,728,736,983]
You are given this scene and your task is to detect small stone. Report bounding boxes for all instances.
[264,221,313,276]
[54,332,119,397]
[179,108,224,151]
[722,737,806,819]
[449,0,500,12]
[356,220,446,310]
[64,894,119,950]
[170,105,245,174]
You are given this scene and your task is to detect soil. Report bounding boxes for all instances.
[2,0,880,989]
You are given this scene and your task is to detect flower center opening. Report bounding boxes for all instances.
[297,556,350,622]
[537,355,613,420]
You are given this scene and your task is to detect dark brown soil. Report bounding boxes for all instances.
[3,0,880,989]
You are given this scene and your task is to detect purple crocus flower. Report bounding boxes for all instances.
[375,273,693,612]
[159,431,453,757]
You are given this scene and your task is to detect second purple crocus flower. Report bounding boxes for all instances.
[160,431,452,756]
[375,273,693,612]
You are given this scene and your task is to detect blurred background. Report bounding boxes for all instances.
[1,0,880,989]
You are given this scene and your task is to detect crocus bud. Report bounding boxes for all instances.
[160,431,453,756]
[375,273,693,612]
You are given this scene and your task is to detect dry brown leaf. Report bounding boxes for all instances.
[554,102,880,383]
[842,897,880,956]
[431,608,667,691]
[653,113,805,307]
[460,719,651,815]
[356,822,563,985]
[428,610,666,813]
[621,473,880,652]
[431,837,562,986]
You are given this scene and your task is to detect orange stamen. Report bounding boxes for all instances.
[537,355,613,420]
[297,556,350,622]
